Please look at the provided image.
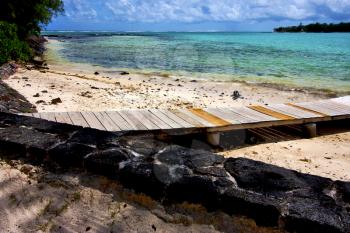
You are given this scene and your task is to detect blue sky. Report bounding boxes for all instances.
[47,0,350,32]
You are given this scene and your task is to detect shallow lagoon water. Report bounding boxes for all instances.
[43,32,350,93]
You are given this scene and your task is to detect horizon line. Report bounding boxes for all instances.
[42,30,274,33]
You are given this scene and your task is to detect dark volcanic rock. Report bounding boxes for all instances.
[0,81,36,113]
[225,158,350,232]
[27,35,47,56]
[224,157,331,195]
[119,71,129,75]
[0,112,349,233]
[231,90,241,100]
[69,128,121,148]
[0,62,18,79]
[0,63,36,113]
[336,181,350,203]
[50,97,62,105]
[84,148,131,177]
[48,142,96,167]
[32,56,45,66]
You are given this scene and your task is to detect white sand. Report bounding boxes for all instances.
[0,160,219,232]
[4,63,323,113]
[0,160,281,233]
[221,132,350,181]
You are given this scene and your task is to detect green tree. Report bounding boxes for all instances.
[0,22,31,64]
[0,0,64,39]
[0,0,63,64]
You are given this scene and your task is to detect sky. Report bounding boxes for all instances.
[46,0,350,32]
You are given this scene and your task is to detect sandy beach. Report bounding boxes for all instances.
[3,59,350,183]
[4,61,325,113]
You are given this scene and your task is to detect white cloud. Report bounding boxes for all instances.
[63,0,97,19]
[62,0,350,22]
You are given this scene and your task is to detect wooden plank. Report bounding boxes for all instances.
[15,95,350,134]
[158,109,194,128]
[68,112,89,127]
[316,101,350,114]
[149,109,182,129]
[39,112,57,122]
[19,113,34,117]
[32,113,41,118]
[170,109,207,127]
[142,110,172,129]
[248,105,296,120]
[118,110,147,130]
[331,96,350,106]
[93,112,121,131]
[286,103,328,117]
[328,100,350,113]
[205,108,240,124]
[106,111,133,131]
[305,102,345,115]
[81,112,106,130]
[266,104,322,119]
[291,102,343,116]
[125,110,160,130]
[54,112,73,124]
[217,108,257,123]
[228,107,277,121]
[188,108,231,127]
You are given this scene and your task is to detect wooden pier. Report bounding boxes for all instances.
[20,96,350,144]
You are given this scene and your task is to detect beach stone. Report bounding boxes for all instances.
[20,164,35,175]
[49,142,96,167]
[0,124,59,160]
[225,157,318,194]
[0,104,8,112]
[0,125,59,150]
[0,62,18,79]
[36,100,46,104]
[335,181,350,203]
[84,148,131,177]
[0,79,36,113]
[231,90,241,100]
[119,71,129,75]
[27,35,47,56]
[225,158,350,232]
[50,97,62,105]
[32,56,45,66]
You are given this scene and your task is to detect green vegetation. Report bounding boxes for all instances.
[274,22,350,33]
[0,22,31,64]
[0,0,64,64]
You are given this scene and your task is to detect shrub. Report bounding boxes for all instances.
[0,21,31,64]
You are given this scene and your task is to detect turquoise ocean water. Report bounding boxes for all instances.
[43,32,350,93]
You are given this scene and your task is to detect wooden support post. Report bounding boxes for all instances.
[207,132,221,146]
[303,123,317,138]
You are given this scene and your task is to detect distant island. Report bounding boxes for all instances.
[274,22,350,32]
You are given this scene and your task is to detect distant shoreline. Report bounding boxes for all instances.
[274,22,350,33]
